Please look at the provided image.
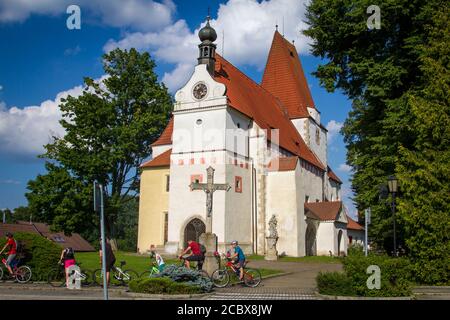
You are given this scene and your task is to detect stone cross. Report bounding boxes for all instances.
[190,166,231,233]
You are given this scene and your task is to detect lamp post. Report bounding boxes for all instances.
[387,175,398,257]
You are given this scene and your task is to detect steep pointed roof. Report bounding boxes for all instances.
[214,54,325,171]
[261,31,315,119]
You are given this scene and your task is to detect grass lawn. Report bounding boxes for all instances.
[247,254,342,264]
[76,251,284,278]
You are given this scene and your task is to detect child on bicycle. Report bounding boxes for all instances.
[149,245,165,272]
[0,232,17,277]
[229,240,246,282]
[58,247,76,288]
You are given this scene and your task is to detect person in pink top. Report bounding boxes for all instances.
[59,247,76,288]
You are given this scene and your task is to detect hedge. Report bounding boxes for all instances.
[129,277,203,295]
[317,248,412,297]
[0,232,61,281]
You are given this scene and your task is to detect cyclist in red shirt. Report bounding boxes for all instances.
[0,232,17,276]
[179,240,204,269]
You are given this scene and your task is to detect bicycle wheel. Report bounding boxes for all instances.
[121,269,139,285]
[243,268,261,288]
[80,269,94,287]
[16,266,32,283]
[211,269,230,288]
[47,268,65,287]
[93,269,104,286]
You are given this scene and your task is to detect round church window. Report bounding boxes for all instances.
[196,119,203,125]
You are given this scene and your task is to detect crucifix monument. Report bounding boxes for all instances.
[189,166,231,275]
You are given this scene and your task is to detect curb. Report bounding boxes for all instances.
[121,291,212,300]
[316,292,414,300]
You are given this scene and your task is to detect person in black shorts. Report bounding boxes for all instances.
[179,239,204,269]
[99,238,116,285]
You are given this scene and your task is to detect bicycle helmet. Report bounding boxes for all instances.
[231,240,238,245]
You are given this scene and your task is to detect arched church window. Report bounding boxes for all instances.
[203,47,209,57]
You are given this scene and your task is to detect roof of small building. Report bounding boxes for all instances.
[267,157,298,171]
[141,148,172,168]
[304,201,343,221]
[327,166,343,184]
[261,31,316,119]
[346,215,364,231]
[0,221,95,252]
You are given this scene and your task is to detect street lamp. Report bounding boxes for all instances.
[387,175,398,256]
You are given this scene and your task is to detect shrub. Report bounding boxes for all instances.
[129,277,202,295]
[317,248,412,297]
[154,264,213,292]
[316,272,355,296]
[0,232,61,281]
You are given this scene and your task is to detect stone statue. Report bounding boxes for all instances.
[265,215,279,260]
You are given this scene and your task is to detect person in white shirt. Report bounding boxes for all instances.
[150,245,165,272]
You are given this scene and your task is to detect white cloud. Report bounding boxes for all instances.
[0,76,107,159]
[64,45,81,56]
[104,0,312,92]
[0,0,175,31]
[0,85,3,91]
[338,163,352,173]
[0,179,21,185]
[326,120,343,143]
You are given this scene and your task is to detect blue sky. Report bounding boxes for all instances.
[0,0,354,215]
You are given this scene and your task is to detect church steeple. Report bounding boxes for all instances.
[197,15,217,76]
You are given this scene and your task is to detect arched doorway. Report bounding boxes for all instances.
[337,230,343,256]
[305,221,317,256]
[184,218,206,248]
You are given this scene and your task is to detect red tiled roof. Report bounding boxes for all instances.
[327,166,342,184]
[304,201,342,221]
[141,148,172,168]
[151,117,173,146]
[267,157,298,171]
[261,31,315,119]
[214,54,325,171]
[1,222,95,252]
[347,215,364,231]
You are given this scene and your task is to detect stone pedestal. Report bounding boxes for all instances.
[265,236,278,261]
[199,232,219,276]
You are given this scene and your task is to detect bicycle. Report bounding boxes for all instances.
[140,262,161,278]
[93,260,139,286]
[0,254,32,284]
[179,255,210,279]
[211,253,261,288]
[47,261,93,287]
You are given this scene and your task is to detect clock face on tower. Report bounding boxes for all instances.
[193,82,208,100]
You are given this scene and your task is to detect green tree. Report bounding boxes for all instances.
[304,0,449,283]
[27,48,172,241]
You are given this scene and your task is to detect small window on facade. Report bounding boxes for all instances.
[190,175,203,190]
[165,175,170,192]
[305,195,309,203]
[235,176,242,193]
[316,128,320,145]
[196,119,202,125]
[237,122,240,129]
[164,212,168,244]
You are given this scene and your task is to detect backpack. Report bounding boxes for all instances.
[200,244,207,256]
[64,247,75,259]
[15,240,24,254]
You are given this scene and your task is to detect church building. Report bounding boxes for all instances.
[138,18,362,257]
